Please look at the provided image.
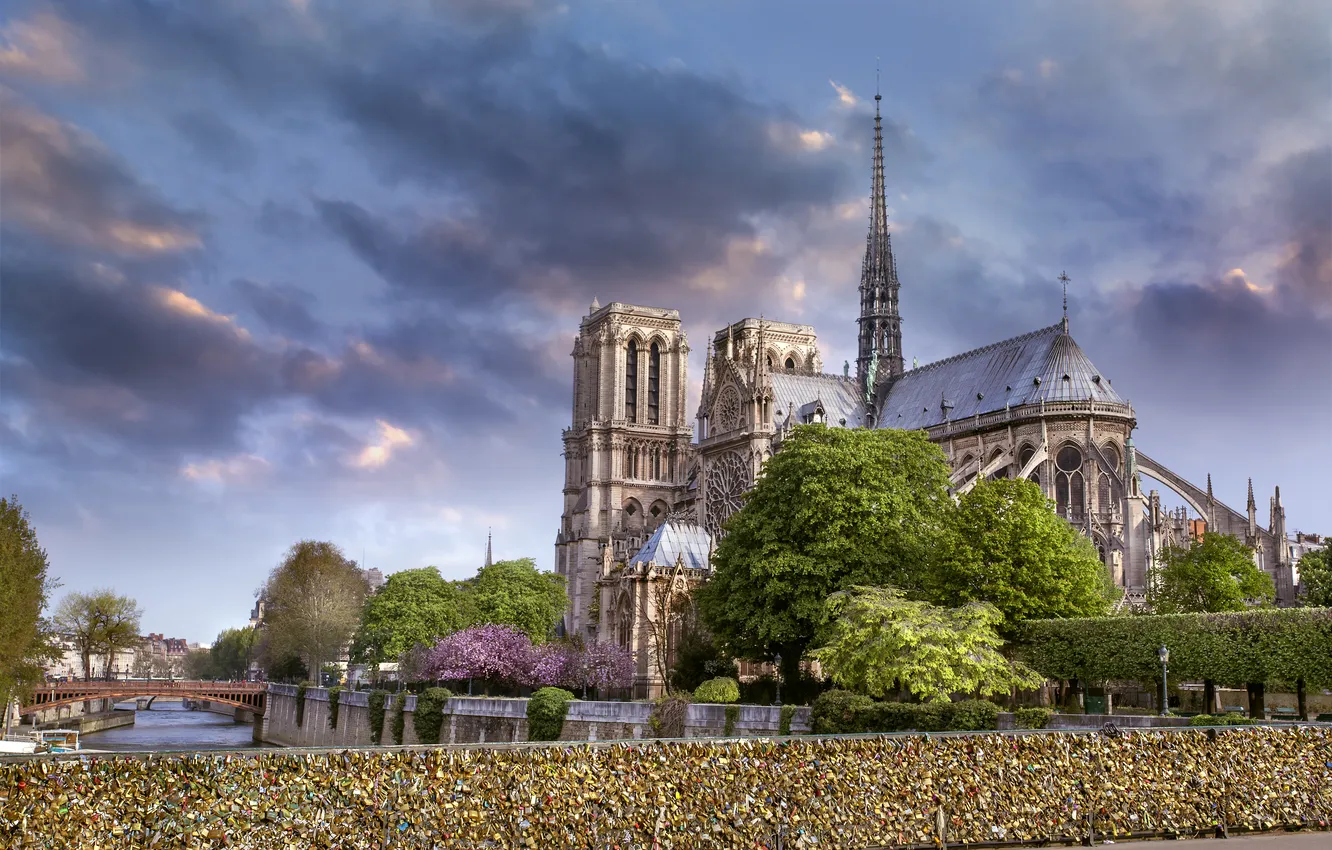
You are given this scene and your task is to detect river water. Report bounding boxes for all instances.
[81,701,266,752]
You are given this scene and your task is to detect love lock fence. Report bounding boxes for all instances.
[2,724,1329,849]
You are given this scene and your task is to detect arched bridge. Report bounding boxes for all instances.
[20,681,266,717]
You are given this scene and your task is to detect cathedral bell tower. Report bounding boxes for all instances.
[856,91,904,404]
[556,301,693,640]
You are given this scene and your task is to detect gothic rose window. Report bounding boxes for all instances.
[705,451,750,537]
[712,385,741,433]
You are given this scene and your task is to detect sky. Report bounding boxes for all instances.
[1,0,1329,643]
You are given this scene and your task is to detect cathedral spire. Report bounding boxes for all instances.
[856,86,904,403]
[1058,271,1071,334]
[485,528,493,568]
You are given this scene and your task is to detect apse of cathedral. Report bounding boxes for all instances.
[554,91,1298,690]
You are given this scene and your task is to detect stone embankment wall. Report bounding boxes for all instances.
[259,685,812,747]
[4,727,1329,848]
[33,708,135,735]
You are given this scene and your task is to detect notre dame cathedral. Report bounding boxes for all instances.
[554,92,1300,693]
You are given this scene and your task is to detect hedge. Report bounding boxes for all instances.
[413,687,453,745]
[693,677,740,704]
[1014,707,1053,729]
[811,690,1001,734]
[527,687,575,741]
[1019,608,1332,688]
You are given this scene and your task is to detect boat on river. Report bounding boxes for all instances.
[0,729,82,755]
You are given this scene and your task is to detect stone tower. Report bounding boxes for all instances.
[856,90,904,405]
[555,301,693,641]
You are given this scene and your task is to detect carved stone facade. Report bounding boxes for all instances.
[555,302,694,641]
[557,94,1302,655]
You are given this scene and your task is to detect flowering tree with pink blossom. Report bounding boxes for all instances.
[566,641,636,697]
[528,642,575,688]
[425,624,534,689]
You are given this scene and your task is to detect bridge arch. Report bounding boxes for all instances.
[19,681,266,717]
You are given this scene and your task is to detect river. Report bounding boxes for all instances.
[80,701,268,752]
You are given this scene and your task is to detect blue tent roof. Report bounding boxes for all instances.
[628,521,712,572]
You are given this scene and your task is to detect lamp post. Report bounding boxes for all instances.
[1158,645,1170,716]
[773,653,783,707]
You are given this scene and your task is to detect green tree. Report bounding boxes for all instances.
[54,589,142,680]
[1152,532,1275,613]
[811,586,1043,703]
[183,647,216,680]
[351,567,465,664]
[934,478,1113,633]
[463,558,566,643]
[1296,547,1332,607]
[209,627,256,680]
[259,540,368,680]
[697,426,955,675]
[0,495,60,712]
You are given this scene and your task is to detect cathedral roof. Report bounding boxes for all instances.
[770,372,868,429]
[877,322,1128,431]
[628,521,712,573]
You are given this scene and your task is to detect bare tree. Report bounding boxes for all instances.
[640,558,693,693]
[54,590,142,680]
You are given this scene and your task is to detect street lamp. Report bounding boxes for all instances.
[773,653,783,707]
[1158,645,1170,716]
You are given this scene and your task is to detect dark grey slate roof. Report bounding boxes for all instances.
[770,372,868,429]
[877,322,1128,431]
[628,521,712,572]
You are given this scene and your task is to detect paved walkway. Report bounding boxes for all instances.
[1115,833,1329,848]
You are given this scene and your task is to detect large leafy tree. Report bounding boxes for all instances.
[1152,532,1275,613]
[259,540,368,679]
[697,426,955,674]
[934,478,1114,634]
[351,567,465,664]
[54,589,142,680]
[811,586,1043,703]
[463,558,566,642]
[0,495,60,711]
[1297,547,1332,607]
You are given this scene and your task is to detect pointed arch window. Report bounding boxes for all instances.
[625,340,638,423]
[648,342,660,424]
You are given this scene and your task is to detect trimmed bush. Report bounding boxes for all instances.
[779,704,796,736]
[390,694,407,745]
[723,704,740,736]
[950,699,1001,732]
[413,687,453,745]
[1015,707,1054,729]
[368,690,388,745]
[1191,712,1258,726]
[693,677,741,704]
[811,689,874,734]
[860,701,915,733]
[649,696,689,738]
[527,687,575,741]
[327,686,342,730]
[295,681,313,728]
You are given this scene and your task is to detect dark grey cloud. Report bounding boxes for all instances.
[231,278,321,339]
[170,109,255,171]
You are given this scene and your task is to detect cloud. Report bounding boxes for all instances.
[352,420,413,469]
[182,453,269,484]
[0,93,201,255]
[0,11,83,82]
[169,109,256,171]
[829,80,857,107]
